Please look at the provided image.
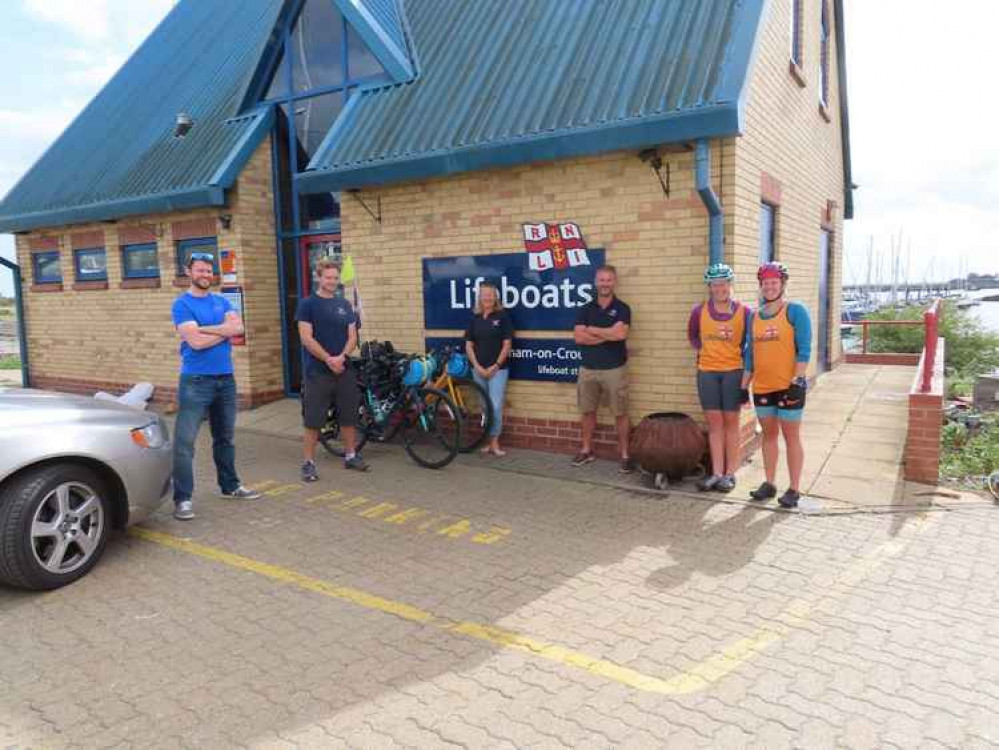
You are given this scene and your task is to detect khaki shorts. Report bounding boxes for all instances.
[577,365,629,417]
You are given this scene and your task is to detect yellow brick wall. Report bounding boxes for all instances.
[342,149,714,425]
[727,0,847,373]
[16,141,283,404]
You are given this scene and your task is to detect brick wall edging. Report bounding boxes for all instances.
[904,338,945,485]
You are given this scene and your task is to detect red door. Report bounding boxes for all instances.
[298,234,342,296]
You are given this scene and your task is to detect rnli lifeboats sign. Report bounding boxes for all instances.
[422,224,604,331]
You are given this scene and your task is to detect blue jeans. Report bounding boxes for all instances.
[172,374,240,504]
[473,368,509,438]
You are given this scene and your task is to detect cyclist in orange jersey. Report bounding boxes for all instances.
[687,263,751,493]
[742,262,812,509]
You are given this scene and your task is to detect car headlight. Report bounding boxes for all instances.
[131,419,167,449]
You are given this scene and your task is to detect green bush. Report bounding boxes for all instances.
[0,356,20,371]
[941,416,999,479]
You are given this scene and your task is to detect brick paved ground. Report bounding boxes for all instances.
[2,427,998,749]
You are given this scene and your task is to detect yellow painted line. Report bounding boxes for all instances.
[130,527,703,694]
[131,514,935,696]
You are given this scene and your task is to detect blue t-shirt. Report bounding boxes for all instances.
[171,292,234,376]
[295,294,356,378]
[575,297,632,370]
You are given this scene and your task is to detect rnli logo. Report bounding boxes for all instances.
[609,308,618,318]
[522,222,591,272]
[756,325,780,343]
[492,319,501,327]
[707,324,734,342]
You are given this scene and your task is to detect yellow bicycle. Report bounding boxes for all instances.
[427,344,494,453]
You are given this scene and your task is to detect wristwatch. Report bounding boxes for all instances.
[792,376,808,390]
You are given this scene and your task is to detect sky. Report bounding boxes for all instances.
[0,0,996,297]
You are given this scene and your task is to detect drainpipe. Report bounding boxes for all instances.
[695,139,725,265]
[0,256,30,388]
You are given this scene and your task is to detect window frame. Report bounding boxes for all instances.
[175,237,220,277]
[759,203,777,264]
[790,0,803,67]
[121,242,161,279]
[32,251,62,284]
[819,0,831,110]
[73,247,108,282]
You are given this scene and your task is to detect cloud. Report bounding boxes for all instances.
[21,0,112,41]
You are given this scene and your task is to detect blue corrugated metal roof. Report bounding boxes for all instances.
[300,0,767,191]
[0,0,284,233]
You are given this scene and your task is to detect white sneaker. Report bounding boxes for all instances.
[173,501,195,520]
[219,486,262,500]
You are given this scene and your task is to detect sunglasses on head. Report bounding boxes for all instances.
[189,252,214,262]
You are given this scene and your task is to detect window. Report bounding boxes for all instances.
[790,0,803,66]
[74,247,107,281]
[122,242,160,279]
[33,251,61,284]
[759,204,776,263]
[819,1,830,108]
[176,237,219,276]
[261,0,389,234]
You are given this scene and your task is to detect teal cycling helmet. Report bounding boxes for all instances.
[703,262,735,284]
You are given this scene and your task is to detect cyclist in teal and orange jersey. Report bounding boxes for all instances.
[742,262,812,508]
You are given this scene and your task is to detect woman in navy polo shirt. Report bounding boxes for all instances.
[465,282,514,456]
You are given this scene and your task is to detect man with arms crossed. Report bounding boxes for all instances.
[297,259,369,481]
[572,265,633,472]
[171,251,261,521]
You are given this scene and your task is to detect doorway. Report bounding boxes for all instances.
[818,229,832,371]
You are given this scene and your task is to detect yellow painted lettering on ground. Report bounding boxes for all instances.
[264,483,302,497]
[358,502,399,519]
[337,496,371,511]
[383,507,429,525]
[416,515,448,532]
[437,519,472,539]
[471,526,511,545]
[304,489,345,505]
[249,480,279,492]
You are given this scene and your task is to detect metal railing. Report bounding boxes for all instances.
[843,298,943,394]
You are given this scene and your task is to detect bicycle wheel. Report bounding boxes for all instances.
[401,387,461,469]
[319,403,372,458]
[451,378,494,453]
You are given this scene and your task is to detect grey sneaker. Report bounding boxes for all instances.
[571,451,595,467]
[697,475,721,492]
[344,455,369,472]
[715,475,737,493]
[301,461,319,482]
[173,501,195,520]
[220,486,263,500]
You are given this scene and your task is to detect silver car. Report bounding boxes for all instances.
[0,388,172,590]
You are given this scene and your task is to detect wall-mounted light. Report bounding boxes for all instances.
[174,112,193,138]
[218,214,233,230]
[638,148,670,199]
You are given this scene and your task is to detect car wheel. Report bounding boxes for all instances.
[0,464,110,590]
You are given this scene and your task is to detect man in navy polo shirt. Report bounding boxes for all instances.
[297,259,368,481]
[170,252,261,521]
[572,264,633,472]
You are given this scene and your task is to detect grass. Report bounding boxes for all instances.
[0,355,21,370]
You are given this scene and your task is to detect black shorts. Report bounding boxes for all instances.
[753,387,806,416]
[302,369,361,430]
